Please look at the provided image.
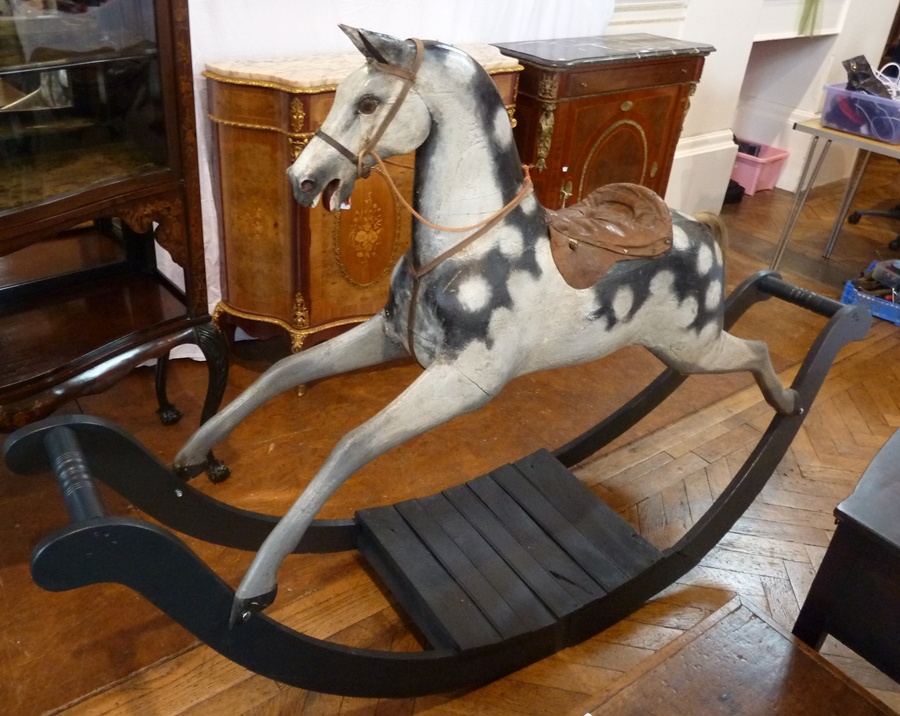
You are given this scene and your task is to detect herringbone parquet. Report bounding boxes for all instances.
[578,320,900,713]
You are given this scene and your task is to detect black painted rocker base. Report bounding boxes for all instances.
[2,272,872,698]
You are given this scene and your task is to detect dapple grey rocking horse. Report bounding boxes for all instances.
[174,26,798,623]
[4,25,871,696]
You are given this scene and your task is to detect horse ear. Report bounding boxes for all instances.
[339,25,415,69]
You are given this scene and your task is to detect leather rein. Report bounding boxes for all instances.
[314,37,533,360]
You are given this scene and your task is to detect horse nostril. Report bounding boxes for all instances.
[300,179,316,192]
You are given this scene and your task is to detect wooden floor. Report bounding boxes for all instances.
[2,155,900,715]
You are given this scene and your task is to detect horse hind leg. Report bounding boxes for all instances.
[651,331,800,415]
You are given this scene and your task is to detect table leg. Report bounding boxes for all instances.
[770,136,832,270]
[823,149,871,258]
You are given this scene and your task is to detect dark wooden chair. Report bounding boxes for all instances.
[793,429,900,683]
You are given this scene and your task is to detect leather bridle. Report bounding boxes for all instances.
[315,38,425,179]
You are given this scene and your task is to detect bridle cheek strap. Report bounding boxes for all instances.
[315,38,425,179]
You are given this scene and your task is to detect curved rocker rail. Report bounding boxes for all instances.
[3,272,872,698]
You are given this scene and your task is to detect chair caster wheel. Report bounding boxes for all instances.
[848,212,861,225]
[890,236,900,251]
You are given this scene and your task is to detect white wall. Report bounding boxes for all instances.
[608,0,897,210]
[734,0,898,190]
[665,0,763,212]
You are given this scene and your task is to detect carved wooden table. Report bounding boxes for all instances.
[494,34,713,210]
[583,598,893,715]
[204,46,521,351]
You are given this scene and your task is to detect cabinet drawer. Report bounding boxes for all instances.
[560,57,703,98]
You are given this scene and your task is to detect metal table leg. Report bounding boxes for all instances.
[770,135,832,269]
[823,149,871,258]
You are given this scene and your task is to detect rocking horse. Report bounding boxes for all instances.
[4,27,872,697]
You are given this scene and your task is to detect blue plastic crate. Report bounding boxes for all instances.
[841,262,900,326]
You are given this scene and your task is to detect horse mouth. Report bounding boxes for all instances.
[322,178,342,212]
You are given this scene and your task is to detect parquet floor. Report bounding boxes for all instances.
[2,155,900,715]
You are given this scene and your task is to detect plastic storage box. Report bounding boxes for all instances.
[840,262,900,326]
[821,83,900,144]
[730,142,790,195]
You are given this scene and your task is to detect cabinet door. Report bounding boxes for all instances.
[566,84,686,202]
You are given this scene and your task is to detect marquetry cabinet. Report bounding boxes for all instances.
[0,0,227,433]
[204,46,521,350]
[494,34,714,210]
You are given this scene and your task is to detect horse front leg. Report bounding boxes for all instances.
[229,359,506,625]
[174,314,406,476]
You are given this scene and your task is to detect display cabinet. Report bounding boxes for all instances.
[494,34,714,210]
[204,46,521,351]
[0,0,227,446]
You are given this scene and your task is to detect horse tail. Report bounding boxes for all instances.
[694,211,728,257]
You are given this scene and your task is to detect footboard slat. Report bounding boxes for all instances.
[356,450,662,653]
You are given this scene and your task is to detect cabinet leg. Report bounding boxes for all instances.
[195,321,231,483]
[792,605,828,651]
[155,353,183,425]
[791,526,848,653]
[195,321,229,424]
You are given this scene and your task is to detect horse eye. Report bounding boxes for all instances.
[357,95,379,115]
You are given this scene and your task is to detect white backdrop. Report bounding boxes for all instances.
[167,1,616,332]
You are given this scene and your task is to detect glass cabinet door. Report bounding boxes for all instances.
[0,0,168,216]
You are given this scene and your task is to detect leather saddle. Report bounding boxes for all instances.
[547,183,673,289]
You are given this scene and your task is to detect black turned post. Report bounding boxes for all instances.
[43,427,106,523]
[194,320,230,425]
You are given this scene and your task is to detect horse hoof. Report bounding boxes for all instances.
[229,587,278,629]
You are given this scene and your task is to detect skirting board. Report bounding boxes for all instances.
[665,130,737,214]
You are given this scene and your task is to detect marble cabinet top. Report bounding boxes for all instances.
[205,43,521,90]
[493,33,715,69]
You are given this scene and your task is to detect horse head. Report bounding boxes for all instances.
[287,26,431,212]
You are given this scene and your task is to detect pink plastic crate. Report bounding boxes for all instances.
[730,143,790,196]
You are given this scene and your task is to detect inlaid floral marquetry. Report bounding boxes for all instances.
[333,186,401,288]
[348,193,383,262]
